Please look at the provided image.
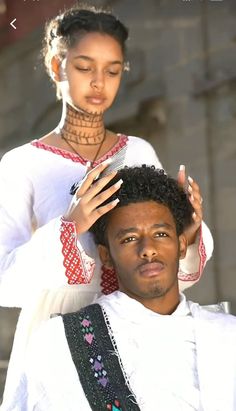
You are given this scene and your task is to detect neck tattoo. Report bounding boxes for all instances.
[63,129,107,169]
[60,103,105,146]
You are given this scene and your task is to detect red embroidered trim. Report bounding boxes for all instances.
[31,135,128,165]
[60,219,95,285]
[178,224,207,282]
[100,265,119,295]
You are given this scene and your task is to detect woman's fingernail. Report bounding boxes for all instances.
[179,164,185,171]
[86,161,91,168]
[103,158,112,165]
[112,198,120,205]
[94,173,100,181]
[115,179,123,188]
[188,185,193,193]
[188,176,193,184]
[191,195,194,202]
[192,212,197,219]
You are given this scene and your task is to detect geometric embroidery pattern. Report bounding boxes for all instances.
[60,218,95,285]
[62,304,140,411]
[31,135,128,165]
[178,224,207,282]
[100,265,119,295]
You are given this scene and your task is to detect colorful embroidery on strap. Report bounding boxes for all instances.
[62,304,140,411]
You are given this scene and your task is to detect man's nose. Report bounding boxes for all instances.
[139,238,158,259]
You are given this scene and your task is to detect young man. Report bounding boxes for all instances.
[4,166,236,411]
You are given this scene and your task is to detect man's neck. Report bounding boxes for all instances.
[120,287,180,315]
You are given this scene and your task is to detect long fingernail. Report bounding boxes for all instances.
[114,179,123,188]
[94,173,100,181]
[112,198,120,205]
[188,176,193,184]
[179,164,185,171]
[103,158,112,165]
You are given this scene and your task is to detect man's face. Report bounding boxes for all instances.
[99,201,187,311]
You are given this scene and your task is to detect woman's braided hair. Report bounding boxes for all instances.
[42,3,129,98]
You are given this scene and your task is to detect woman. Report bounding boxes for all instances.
[0,5,213,407]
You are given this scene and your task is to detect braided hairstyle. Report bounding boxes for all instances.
[42,3,129,98]
[89,165,194,246]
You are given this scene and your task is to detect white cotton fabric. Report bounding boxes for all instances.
[0,135,213,406]
[2,292,236,411]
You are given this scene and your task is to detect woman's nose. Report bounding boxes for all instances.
[90,72,104,91]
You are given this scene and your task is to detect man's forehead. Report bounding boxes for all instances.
[107,201,175,231]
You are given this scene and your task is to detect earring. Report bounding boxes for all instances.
[123,61,130,72]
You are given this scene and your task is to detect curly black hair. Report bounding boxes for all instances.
[89,165,194,245]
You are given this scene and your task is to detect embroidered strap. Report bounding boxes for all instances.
[62,304,140,411]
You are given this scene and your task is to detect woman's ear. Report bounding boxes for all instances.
[98,245,114,268]
[50,56,62,82]
[179,234,188,260]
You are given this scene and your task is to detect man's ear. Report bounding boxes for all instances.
[50,56,63,82]
[98,245,114,268]
[179,234,188,260]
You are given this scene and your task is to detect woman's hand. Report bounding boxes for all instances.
[177,165,203,245]
[64,159,122,234]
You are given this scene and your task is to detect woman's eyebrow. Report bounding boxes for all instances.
[73,55,123,65]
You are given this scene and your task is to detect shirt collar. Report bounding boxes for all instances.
[98,291,191,321]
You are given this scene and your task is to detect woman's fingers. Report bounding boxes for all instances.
[80,170,118,205]
[89,179,123,210]
[177,164,186,187]
[187,176,203,222]
[76,158,113,197]
[92,198,120,221]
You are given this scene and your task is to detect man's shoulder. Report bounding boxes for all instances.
[190,301,236,328]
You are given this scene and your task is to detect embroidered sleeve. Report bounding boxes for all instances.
[60,218,95,285]
[178,222,213,291]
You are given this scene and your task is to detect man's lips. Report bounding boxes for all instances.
[138,261,165,278]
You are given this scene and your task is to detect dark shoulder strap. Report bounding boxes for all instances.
[62,304,140,411]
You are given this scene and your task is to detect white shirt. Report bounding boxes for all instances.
[98,292,201,410]
[2,292,201,411]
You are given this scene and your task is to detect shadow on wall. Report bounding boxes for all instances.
[0,307,20,402]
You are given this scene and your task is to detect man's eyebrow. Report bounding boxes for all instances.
[73,55,123,65]
[115,223,173,239]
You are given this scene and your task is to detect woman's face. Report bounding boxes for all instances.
[57,32,124,114]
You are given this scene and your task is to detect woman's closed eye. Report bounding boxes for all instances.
[106,70,120,76]
[76,66,91,72]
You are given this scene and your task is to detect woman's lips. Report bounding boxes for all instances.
[139,262,164,278]
[86,96,106,105]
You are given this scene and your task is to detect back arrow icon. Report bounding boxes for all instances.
[10,18,16,29]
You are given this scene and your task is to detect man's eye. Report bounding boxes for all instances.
[155,232,168,238]
[122,237,136,243]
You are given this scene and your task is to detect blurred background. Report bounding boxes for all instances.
[0,0,236,400]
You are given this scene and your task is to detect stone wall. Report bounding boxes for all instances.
[0,0,236,401]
